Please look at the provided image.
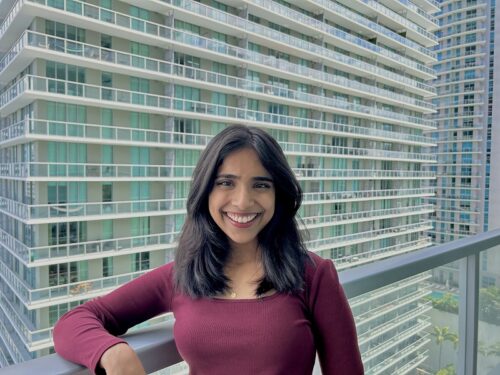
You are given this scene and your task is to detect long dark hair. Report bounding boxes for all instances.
[174,125,309,297]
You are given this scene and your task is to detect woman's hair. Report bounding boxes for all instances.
[174,124,309,298]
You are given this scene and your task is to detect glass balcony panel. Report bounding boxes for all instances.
[349,257,478,375]
[421,261,460,374]
[477,244,500,374]
[349,273,432,374]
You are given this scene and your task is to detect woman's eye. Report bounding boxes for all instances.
[255,183,272,189]
[216,180,233,187]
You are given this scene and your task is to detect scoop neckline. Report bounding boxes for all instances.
[210,291,280,303]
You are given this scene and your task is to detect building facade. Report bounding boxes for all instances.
[0,0,438,373]
[428,0,500,289]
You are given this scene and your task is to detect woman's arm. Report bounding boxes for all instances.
[54,262,175,375]
[307,256,364,374]
[98,343,146,375]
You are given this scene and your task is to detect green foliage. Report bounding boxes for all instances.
[431,326,457,346]
[479,341,500,357]
[426,293,459,314]
[478,286,500,325]
[427,287,500,325]
[435,364,456,375]
[431,326,459,369]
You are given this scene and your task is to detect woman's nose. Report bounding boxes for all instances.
[232,186,254,209]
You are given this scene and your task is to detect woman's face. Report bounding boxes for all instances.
[208,148,275,251]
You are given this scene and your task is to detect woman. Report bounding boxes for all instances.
[54,125,364,374]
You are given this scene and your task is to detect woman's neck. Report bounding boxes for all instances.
[226,241,260,267]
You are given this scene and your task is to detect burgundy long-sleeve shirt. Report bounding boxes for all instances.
[54,252,364,374]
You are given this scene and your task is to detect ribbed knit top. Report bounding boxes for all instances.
[53,252,364,374]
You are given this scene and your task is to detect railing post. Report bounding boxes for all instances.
[457,253,479,375]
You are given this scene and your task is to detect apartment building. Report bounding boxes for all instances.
[428,0,500,289]
[0,0,438,373]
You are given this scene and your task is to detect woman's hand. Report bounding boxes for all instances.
[99,343,146,375]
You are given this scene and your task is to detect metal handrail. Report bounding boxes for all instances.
[1,229,499,374]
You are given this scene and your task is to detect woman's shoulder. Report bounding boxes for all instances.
[304,251,335,271]
[140,261,176,284]
[303,251,339,287]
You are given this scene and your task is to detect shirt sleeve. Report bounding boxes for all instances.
[53,262,175,374]
[307,257,364,374]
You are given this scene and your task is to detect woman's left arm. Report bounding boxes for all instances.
[308,257,364,374]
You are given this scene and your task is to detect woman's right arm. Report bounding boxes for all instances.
[53,262,175,375]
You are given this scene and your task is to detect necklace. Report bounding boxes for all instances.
[228,289,264,299]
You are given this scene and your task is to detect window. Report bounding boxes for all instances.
[103,257,114,277]
[464,70,475,80]
[45,20,85,42]
[130,5,150,31]
[130,77,150,105]
[49,261,88,286]
[46,62,85,95]
[101,72,113,100]
[134,252,150,271]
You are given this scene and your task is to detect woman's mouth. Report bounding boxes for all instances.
[225,212,261,227]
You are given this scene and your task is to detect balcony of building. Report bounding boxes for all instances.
[379,0,440,30]
[0,31,434,114]
[0,0,437,95]
[2,228,498,375]
[0,75,436,131]
[0,117,435,152]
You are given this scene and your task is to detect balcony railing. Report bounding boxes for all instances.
[0,115,434,150]
[0,162,437,181]
[166,0,436,73]
[0,196,186,223]
[1,30,434,113]
[2,229,498,374]
[0,228,178,266]
[302,187,435,203]
[246,0,436,62]
[0,0,436,94]
[302,204,434,228]
[400,0,440,25]
[0,260,149,307]
[359,0,438,42]
[0,75,436,130]
[0,162,195,180]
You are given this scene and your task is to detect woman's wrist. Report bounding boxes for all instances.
[99,343,146,375]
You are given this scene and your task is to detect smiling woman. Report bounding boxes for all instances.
[53,125,364,375]
[208,148,276,254]
[175,125,307,299]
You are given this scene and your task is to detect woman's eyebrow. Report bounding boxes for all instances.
[215,174,238,179]
[215,174,273,182]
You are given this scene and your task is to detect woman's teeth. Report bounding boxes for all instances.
[226,213,259,223]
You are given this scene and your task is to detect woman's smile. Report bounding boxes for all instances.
[209,148,275,250]
[225,212,262,227]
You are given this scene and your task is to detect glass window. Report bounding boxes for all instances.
[103,257,113,277]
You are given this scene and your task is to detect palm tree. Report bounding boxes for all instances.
[435,364,456,375]
[448,331,458,351]
[486,342,500,357]
[431,326,458,369]
[479,341,489,358]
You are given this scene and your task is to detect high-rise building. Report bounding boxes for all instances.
[427,0,499,288]
[0,0,439,373]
